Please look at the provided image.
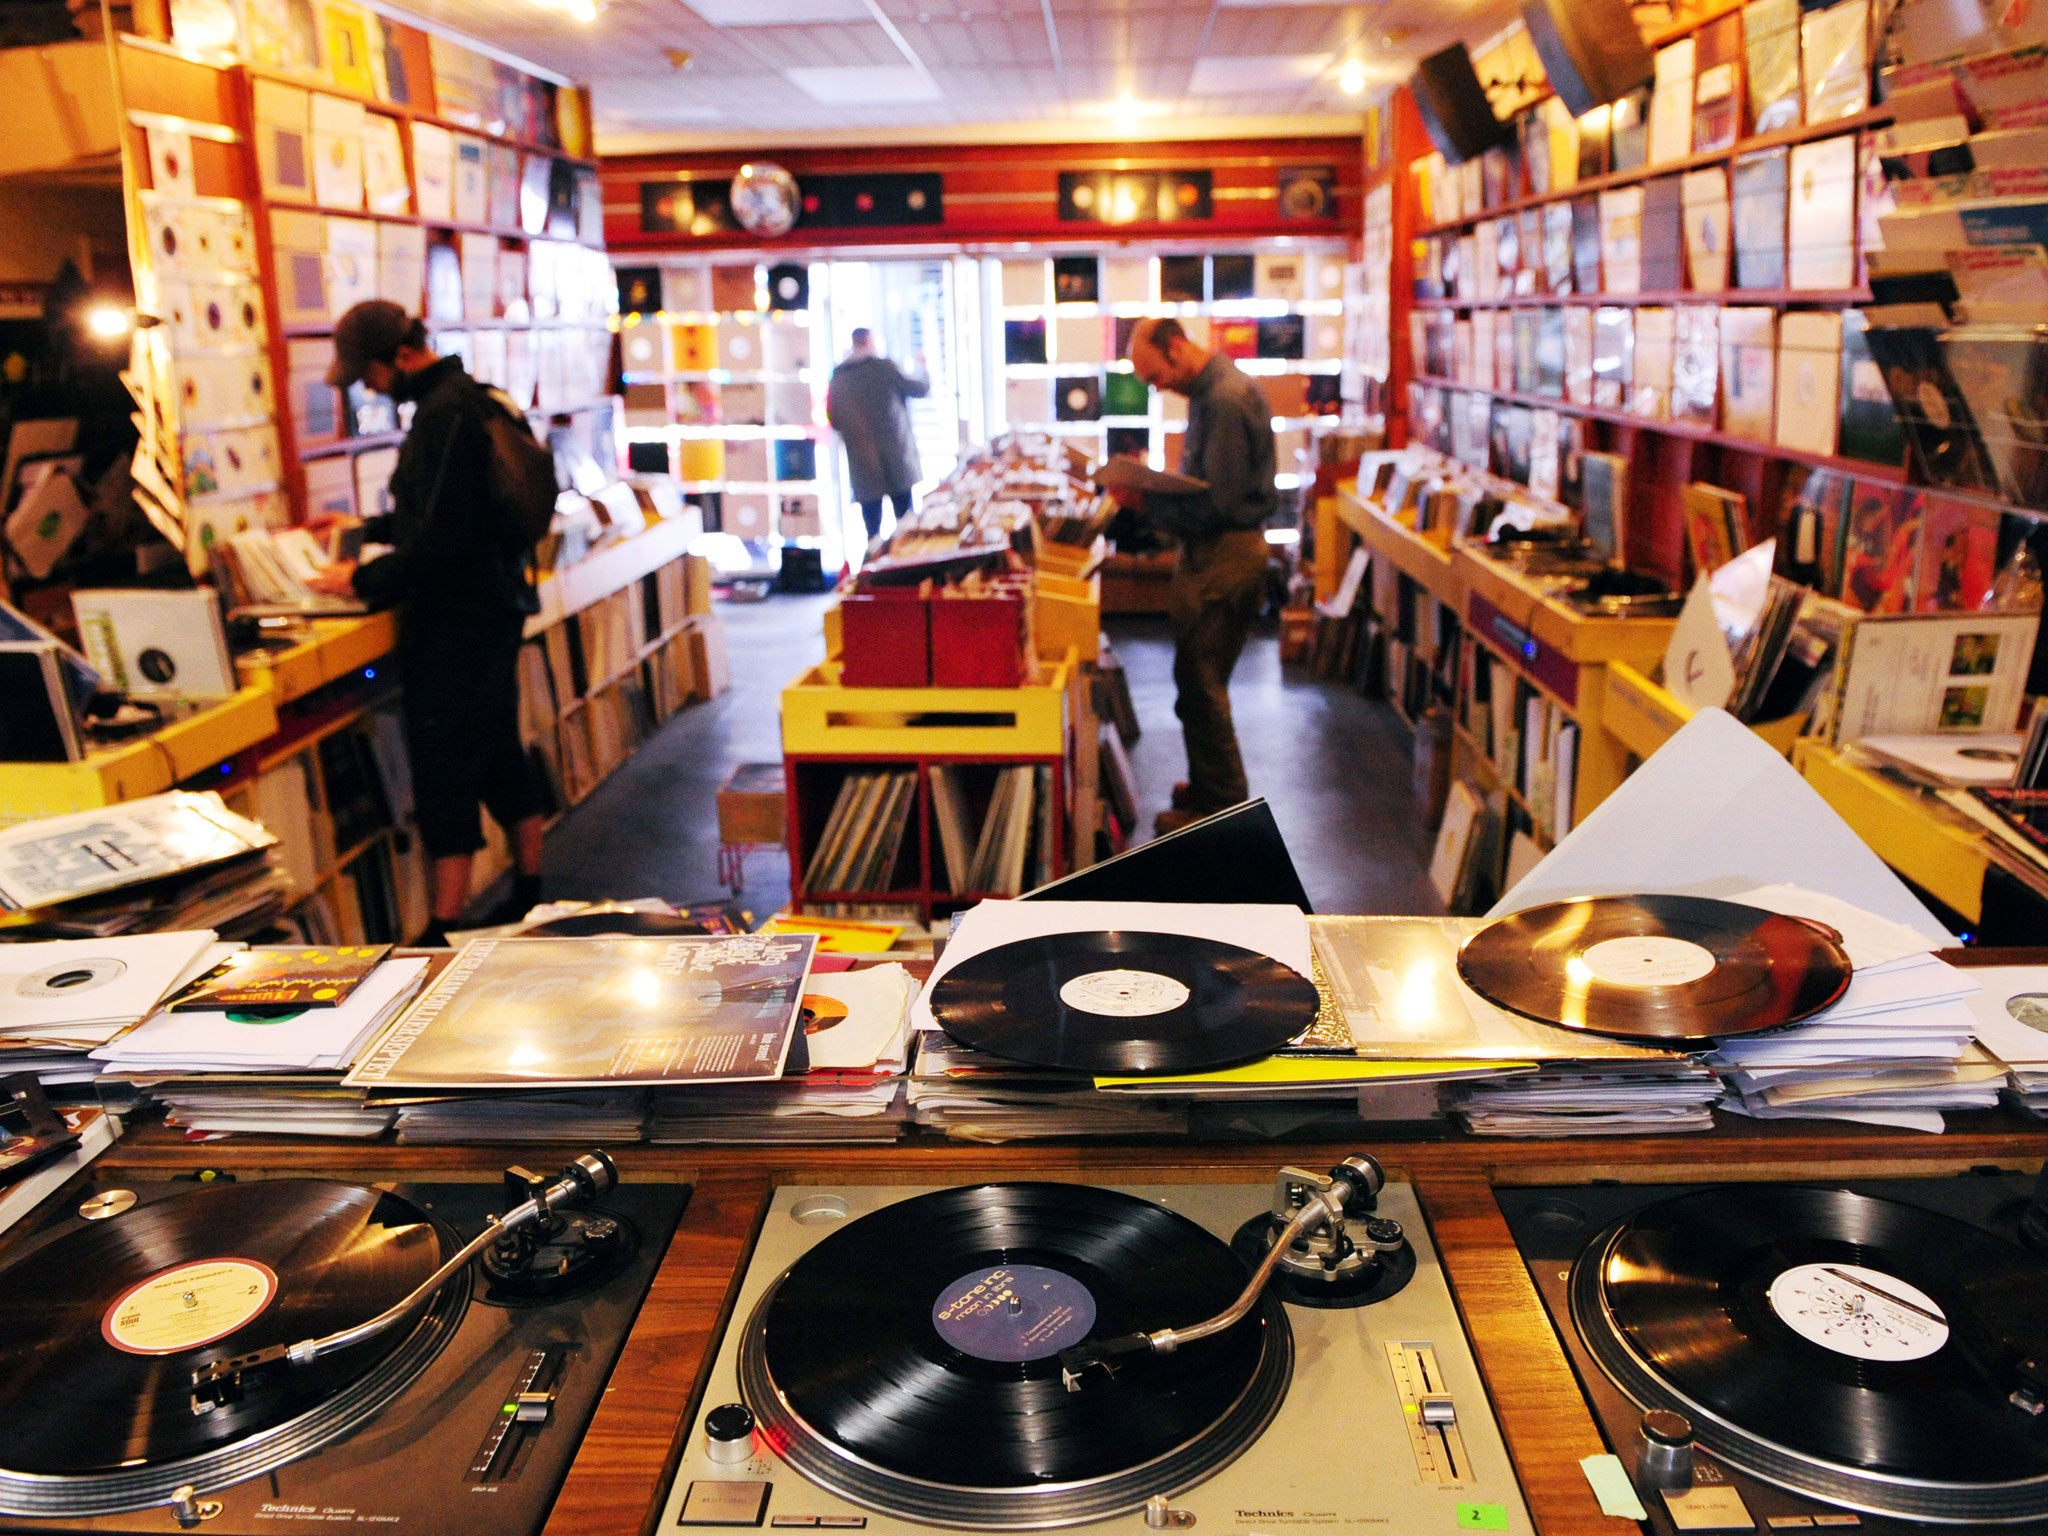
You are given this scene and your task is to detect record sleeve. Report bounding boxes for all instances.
[344,933,816,1088]
[168,944,391,1013]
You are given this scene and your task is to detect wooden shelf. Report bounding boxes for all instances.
[1604,659,1810,763]
[1412,288,1873,309]
[1415,104,1894,239]
[1335,483,1461,604]
[1793,740,2000,923]
[1410,373,1911,483]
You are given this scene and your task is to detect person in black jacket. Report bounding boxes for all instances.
[310,301,545,943]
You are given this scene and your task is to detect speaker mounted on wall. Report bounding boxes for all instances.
[1409,43,1515,165]
[1521,0,1655,119]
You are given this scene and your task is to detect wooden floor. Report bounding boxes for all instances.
[87,1117,2048,1536]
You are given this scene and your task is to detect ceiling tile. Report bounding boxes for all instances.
[683,0,871,21]
[1187,52,1331,92]
[785,63,945,102]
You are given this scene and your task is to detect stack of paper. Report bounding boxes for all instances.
[95,956,429,1072]
[0,931,226,1088]
[648,963,918,1144]
[1311,915,1702,1137]
[393,1090,650,1144]
[1710,885,1992,1132]
[1948,964,2048,1115]
[908,1030,1191,1142]
[0,794,289,940]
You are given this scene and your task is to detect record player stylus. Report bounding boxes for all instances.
[1059,1156,1398,1392]
[188,1152,618,1412]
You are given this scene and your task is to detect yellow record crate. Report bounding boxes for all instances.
[782,650,1074,759]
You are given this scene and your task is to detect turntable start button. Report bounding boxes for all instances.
[678,1481,771,1527]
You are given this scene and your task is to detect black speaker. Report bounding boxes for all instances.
[1521,0,1654,118]
[1410,44,1513,165]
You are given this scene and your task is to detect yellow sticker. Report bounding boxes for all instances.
[102,1258,278,1356]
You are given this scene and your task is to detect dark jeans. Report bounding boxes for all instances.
[857,488,913,541]
[400,606,542,858]
[1168,528,1268,813]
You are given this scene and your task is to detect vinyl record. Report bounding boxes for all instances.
[1571,1185,2048,1522]
[520,911,724,937]
[0,1179,463,1515]
[740,1183,1289,1527]
[14,957,126,999]
[929,930,1320,1075]
[1457,894,1851,1045]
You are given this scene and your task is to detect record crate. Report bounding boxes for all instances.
[780,649,1077,920]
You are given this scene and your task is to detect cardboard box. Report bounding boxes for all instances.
[717,762,787,846]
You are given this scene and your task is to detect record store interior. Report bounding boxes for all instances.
[15,0,2048,1532]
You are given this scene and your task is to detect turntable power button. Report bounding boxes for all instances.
[707,1404,757,1465]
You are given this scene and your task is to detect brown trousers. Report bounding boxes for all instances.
[1168,528,1268,813]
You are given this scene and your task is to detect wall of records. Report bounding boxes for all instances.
[1391,0,2048,616]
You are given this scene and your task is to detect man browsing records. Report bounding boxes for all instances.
[309,300,549,944]
[1122,317,1276,836]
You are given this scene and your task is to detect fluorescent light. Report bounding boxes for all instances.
[785,65,940,105]
[687,0,867,20]
[1189,54,1331,95]
[1339,58,1367,95]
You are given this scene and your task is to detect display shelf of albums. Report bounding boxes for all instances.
[614,260,833,549]
[1363,0,2048,893]
[124,0,724,942]
[991,244,1355,485]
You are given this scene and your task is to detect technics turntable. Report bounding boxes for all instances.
[1498,1172,2048,1533]
[659,1159,1533,1533]
[0,1155,685,1535]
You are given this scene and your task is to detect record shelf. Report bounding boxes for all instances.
[75,1084,2048,1536]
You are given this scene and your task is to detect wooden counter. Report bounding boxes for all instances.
[83,1115,2048,1536]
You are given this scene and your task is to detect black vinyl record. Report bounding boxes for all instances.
[1571,1185,2048,1522]
[0,1180,457,1479]
[740,1184,1289,1527]
[929,930,1320,1075]
[1457,894,1852,1045]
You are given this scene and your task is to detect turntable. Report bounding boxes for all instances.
[658,1161,1532,1533]
[0,1155,685,1534]
[1498,1172,2048,1533]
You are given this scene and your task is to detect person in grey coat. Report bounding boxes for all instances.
[826,328,929,541]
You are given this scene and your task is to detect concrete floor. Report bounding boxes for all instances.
[528,594,1442,921]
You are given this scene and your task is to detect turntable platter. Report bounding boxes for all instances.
[0,1179,466,1518]
[740,1183,1291,1528]
[1571,1185,2048,1523]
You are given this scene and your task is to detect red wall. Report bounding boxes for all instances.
[602,136,1364,253]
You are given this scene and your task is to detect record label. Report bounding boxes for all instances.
[1766,1263,1949,1363]
[1578,936,1718,988]
[1057,969,1191,1018]
[932,1264,1096,1363]
[101,1258,279,1356]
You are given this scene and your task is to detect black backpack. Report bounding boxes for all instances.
[474,384,559,551]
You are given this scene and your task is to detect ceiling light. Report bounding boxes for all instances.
[1339,58,1367,95]
[1113,95,1141,134]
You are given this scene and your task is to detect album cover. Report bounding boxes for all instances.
[1650,37,1697,167]
[345,934,816,1089]
[1564,305,1596,405]
[1732,147,1788,289]
[1513,311,1540,395]
[1568,196,1602,297]
[1631,307,1677,420]
[1518,208,1544,296]
[1681,167,1731,291]
[169,944,390,1013]
[1159,255,1205,302]
[1840,482,1922,613]
[1745,0,1803,132]
[1004,318,1047,366]
[1837,312,1907,468]
[1640,175,1685,293]
[1787,135,1858,291]
[1692,12,1745,153]
[1577,102,1612,181]
[1860,319,1998,493]
[1055,376,1103,422]
[1774,310,1844,456]
[1211,254,1255,300]
[1611,88,1652,172]
[1718,305,1778,441]
[1802,0,1870,123]
[1943,327,2048,510]
[254,80,313,204]
[1592,306,1633,408]
[1683,482,1747,573]
[1671,305,1721,427]
[1915,494,2003,612]
[1528,408,1562,501]
[1598,187,1644,294]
